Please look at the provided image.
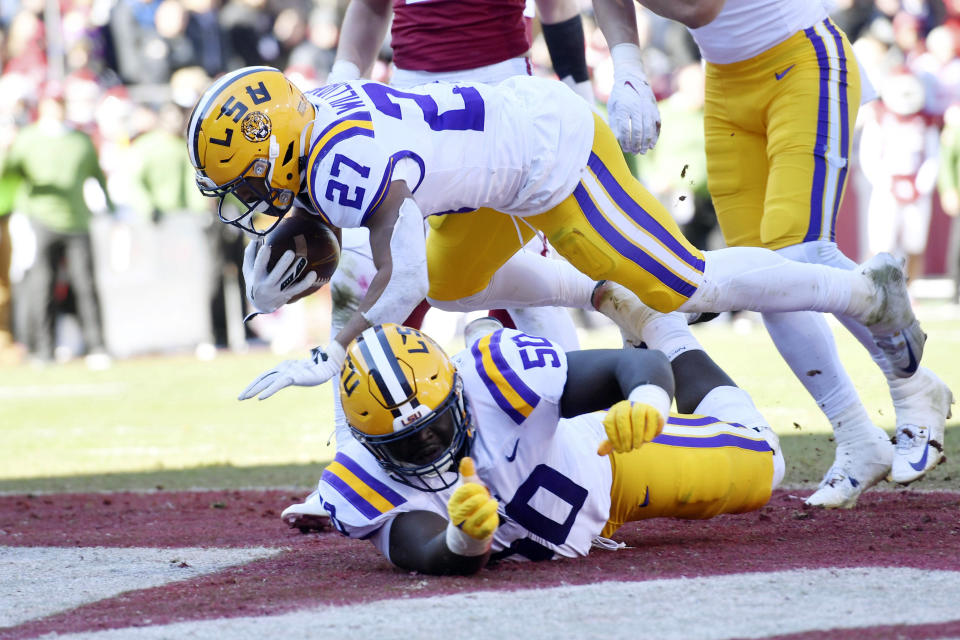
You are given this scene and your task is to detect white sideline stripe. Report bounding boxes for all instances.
[0,384,127,399]
[36,566,960,639]
[0,546,279,628]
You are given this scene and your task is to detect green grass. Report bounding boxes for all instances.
[2,301,958,493]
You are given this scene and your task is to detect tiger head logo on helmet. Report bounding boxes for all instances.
[339,324,473,492]
[187,66,316,235]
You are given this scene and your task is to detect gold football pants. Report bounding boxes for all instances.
[704,17,861,249]
[426,113,705,313]
[602,415,776,538]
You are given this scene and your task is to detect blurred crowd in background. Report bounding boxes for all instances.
[1,0,960,368]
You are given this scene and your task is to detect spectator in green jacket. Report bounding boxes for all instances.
[3,94,114,366]
[130,100,251,351]
[130,101,207,222]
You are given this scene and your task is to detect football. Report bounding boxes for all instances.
[263,208,341,304]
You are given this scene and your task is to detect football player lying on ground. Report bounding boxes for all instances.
[187,67,926,405]
[305,316,783,574]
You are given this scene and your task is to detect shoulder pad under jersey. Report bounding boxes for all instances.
[305,114,396,228]
[460,328,569,425]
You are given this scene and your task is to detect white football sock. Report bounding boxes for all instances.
[829,400,889,450]
[772,241,918,404]
[681,247,874,318]
[762,310,879,444]
[640,312,704,362]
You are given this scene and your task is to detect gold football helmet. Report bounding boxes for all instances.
[340,324,473,491]
[187,66,316,234]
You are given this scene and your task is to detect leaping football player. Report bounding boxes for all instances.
[241,0,598,460]
[187,68,925,433]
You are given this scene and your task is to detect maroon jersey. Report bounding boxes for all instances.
[391,0,531,72]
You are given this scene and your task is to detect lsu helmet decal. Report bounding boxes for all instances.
[187,66,316,235]
[340,324,473,491]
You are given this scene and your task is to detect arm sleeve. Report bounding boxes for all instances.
[541,15,590,84]
[559,348,674,418]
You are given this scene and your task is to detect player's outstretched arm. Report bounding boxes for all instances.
[237,183,426,401]
[336,181,428,348]
[387,459,497,575]
[560,349,674,454]
[640,0,725,27]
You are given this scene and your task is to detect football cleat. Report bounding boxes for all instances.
[685,311,721,326]
[889,368,953,484]
[281,490,330,533]
[591,280,663,344]
[804,432,893,509]
[858,252,926,377]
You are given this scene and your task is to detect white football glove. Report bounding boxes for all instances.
[238,342,346,401]
[607,43,661,155]
[242,239,319,315]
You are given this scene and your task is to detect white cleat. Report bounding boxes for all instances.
[889,368,954,484]
[858,252,926,378]
[804,433,893,509]
[281,490,330,533]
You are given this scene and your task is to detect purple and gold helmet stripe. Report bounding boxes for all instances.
[322,452,406,520]
[353,326,422,426]
[803,18,852,244]
[470,329,540,425]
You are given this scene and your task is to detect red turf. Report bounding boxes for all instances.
[2,489,958,640]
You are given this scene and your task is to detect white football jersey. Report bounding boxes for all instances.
[300,76,594,228]
[315,328,613,561]
[689,0,828,64]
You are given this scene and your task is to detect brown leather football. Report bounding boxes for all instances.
[263,208,340,304]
